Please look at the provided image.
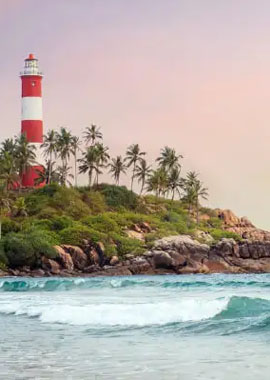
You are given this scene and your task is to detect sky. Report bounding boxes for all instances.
[1,0,270,228]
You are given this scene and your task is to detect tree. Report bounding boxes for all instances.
[0,138,17,157]
[94,143,110,185]
[125,144,146,191]
[181,171,208,223]
[15,134,36,187]
[109,156,126,185]
[71,136,81,187]
[83,124,102,146]
[55,164,74,187]
[147,168,168,197]
[168,166,182,200]
[156,146,183,171]
[34,161,59,186]
[134,159,151,195]
[79,146,99,186]
[56,127,73,168]
[41,130,58,185]
[0,152,19,192]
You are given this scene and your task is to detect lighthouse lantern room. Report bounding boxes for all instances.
[20,53,44,187]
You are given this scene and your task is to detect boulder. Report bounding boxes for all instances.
[41,257,61,275]
[55,246,74,271]
[62,245,88,270]
[152,251,173,269]
[89,249,100,265]
[110,256,119,266]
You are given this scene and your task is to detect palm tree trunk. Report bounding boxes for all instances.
[74,150,77,187]
[140,179,144,195]
[196,198,199,224]
[131,162,136,191]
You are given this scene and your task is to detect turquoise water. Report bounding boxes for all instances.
[1,274,270,379]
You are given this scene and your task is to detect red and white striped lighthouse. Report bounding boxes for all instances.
[20,53,44,187]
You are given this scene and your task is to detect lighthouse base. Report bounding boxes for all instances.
[22,165,45,188]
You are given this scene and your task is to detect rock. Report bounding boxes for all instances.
[132,224,142,233]
[193,230,214,244]
[140,222,152,233]
[41,257,61,275]
[62,245,88,270]
[31,268,45,277]
[95,266,132,276]
[126,230,144,241]
[89,249,100,265]
[96,242,106,266]
[152,251,173,269]
[83,265,100,274]
[0,269,7,277]
[55,246,74,271]
[125,254,135,260]
[203,259,229,273]
[110,256,119,266]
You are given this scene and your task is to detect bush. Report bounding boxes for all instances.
[50,187,90,219]
[80,190,107,214]
[97,184,138,209]
[209,229,242,242]
[50,215,73,231]
[109,232,144,256]
[3,228,59,268]
[82,214,120,233]
[59,224,106,246]
[1,217,21,235]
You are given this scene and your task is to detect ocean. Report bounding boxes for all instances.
[1,274,270,379]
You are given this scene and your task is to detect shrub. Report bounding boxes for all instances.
[50,187,90,219]
[82,214,120,233]
[80,190,107,214]
[109,232,144,256]
[50,215,73,231]
[97,184,138,209]
[59,224,106,246]
[1,217,21,235]
[37,206,59,219]
[209,229,242,242]
[3,228,59,268]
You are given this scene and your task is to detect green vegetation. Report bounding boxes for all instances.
[0,125,239,270]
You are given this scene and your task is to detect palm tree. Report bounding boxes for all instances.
[134,159,151,195]
[0,138,17,157]
[71,136,81,187]
[125,144,146,191]
[181,171,208,223]
[0,151,19,192]
[15,134,36,187]
[109,156,126,185]
[55,164,74,187]
[83,124,102,146]
[41,130,58,184]
[156,146,183,171]
[78,146,99,186]
[147,168,168,197]
[193,179,208,224]
[168,166,182,200]
[35,161,59,186]
[94,143,110,185]
[56,127,73,168]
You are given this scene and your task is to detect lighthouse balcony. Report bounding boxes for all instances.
[20,68,43,76]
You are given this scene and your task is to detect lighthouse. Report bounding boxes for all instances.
[20,53,44,187]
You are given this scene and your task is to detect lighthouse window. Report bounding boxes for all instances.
[31,81,36,87]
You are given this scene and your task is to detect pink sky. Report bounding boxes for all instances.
[1,0,270,228]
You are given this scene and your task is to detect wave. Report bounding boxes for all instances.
[2,275,270,292]
[1,296,270,330]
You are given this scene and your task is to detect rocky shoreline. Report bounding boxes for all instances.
[3,234,270,278]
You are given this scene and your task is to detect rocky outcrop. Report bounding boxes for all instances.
[216,209,270,241]
[6,233,270,277]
